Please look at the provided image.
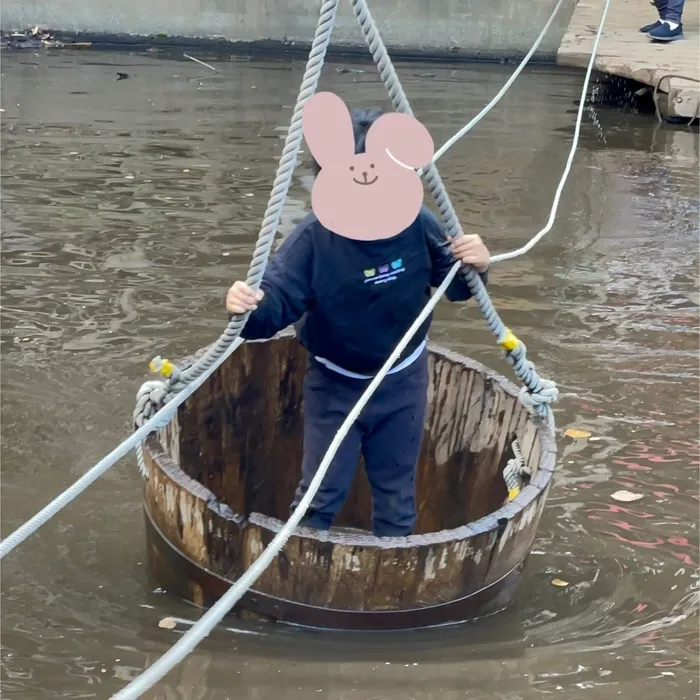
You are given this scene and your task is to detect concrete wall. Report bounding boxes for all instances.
[2,0,577,60]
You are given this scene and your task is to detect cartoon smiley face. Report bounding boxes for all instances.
[349,156,378,187]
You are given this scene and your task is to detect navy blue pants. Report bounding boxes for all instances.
[291,350,428,537]
[655,0,685,23]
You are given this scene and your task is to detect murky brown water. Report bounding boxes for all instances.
[1,49,699,700]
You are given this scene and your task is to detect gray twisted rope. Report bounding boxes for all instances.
[503,438,530,499]
[351,0,558,429]
[133,0,340,476]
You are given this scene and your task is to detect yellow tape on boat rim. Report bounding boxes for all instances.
[500,328,520,352]
[508,487,520,501]
[149,357,175,377]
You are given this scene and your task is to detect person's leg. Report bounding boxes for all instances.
[292,362,363,530]
[361,352,429,537]
[663,0,684,23]
[655,0,669,18]
[647,0,684,40]
[640,0,667,32]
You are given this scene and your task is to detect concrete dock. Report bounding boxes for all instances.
[558,0,699,119]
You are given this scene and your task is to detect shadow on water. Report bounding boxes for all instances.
[1,50,698,699]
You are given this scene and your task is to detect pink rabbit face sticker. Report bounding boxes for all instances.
[301,92,434,241]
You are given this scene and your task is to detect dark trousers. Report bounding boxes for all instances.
[291,350,428,537]
[655,0,685,23]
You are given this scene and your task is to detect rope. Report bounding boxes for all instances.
[0,338,245,560]
[351,0,559,427]
[1,0,583,558]
[652,73,700,125]
[503,438,530,501]
[132,0,340,477]
[5,0,610,691]
[113,1,610,694]
[427,0,569,167]
[490,0,612,264]
[0,0,340,558]
[132,0,572,480]
[2,0,574,557]
[111,262,463,700]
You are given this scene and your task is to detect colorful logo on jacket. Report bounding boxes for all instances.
[363,259,405,285]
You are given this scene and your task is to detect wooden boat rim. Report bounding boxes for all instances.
[147,332,557,549]
[143,500,526,631]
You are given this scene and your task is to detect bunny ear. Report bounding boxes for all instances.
[302,92,355,169]
[365,112,434,170]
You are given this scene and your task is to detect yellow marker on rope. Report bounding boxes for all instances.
[508,487,520,501]
[149,356,175,377]
[500,328,520,352]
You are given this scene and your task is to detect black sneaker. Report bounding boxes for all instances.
[639,19,662,33]
[648,21,684,41]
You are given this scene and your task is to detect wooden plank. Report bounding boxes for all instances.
[558,0,699,118]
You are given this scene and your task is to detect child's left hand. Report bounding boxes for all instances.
[449,235,490,273]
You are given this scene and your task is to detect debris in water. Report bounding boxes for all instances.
[564,428,592,439]
[1,27,91,50]
[184,53,218,73]
[551,578,569,587]
[117,72,129,81]
[611,490,644,502]
[158,617,177,629]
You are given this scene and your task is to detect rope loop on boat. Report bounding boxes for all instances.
[503,438,530,501]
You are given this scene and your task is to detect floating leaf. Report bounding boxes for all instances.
[564,428,591,439]
[158,617,176,629]
[551,578,569,587]
[611,490,644,502]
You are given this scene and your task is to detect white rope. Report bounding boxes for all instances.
[6,0,611,690]
[426,0,569,168]
[111,262,463,700]
[489,0,612,263]
[0,0,581,560]
[113,4,612,693]
[0,337,244,560]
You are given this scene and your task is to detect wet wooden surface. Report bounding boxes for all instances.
[558,0,700,118]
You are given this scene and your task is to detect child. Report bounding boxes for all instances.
[226,107,490,537]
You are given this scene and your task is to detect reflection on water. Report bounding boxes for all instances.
[1,50,698,699]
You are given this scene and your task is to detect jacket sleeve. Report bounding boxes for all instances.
[235,226,315,340]
[422,207,488,302]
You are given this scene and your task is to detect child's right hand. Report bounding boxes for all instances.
[226,281,264,315]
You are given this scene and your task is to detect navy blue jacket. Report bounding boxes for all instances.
[241,205,487,375]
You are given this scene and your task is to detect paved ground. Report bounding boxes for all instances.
[558,0,699,118]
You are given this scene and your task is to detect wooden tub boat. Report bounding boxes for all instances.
[141,333,557,631]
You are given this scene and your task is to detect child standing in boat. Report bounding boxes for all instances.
[225,96,490,538]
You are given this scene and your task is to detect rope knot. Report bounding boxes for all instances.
[134,380,169,428]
